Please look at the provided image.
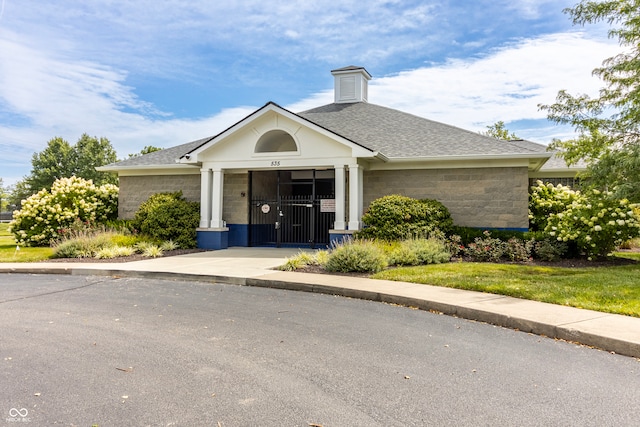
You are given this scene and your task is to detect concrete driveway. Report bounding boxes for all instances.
[1,273,639,426]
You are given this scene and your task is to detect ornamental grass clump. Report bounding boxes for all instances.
[279,250,329,271]
[9,177,118,246]
[52,230,117,258]
[388,238,451,266]
[325,240,388,273]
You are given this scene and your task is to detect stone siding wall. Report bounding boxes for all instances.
[118,175,200,219]
[223,173,249,225]
[363,167,529,229]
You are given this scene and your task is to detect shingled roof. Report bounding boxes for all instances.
[297,102,549,159]
[102,101,557,170]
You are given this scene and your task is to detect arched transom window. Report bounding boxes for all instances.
[254,130,297,153]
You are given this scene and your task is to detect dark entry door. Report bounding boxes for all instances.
[249,170,335,248]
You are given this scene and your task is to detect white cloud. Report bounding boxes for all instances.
[367,32,621,142]
[0,24,622,187]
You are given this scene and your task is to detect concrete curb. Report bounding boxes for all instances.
[2,266,639,359]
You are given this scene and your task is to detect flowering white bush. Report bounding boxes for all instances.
[9,176,118,246]
[529,180,585,231]
[544,188,640,258]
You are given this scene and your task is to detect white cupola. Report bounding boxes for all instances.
[331,66,371,104]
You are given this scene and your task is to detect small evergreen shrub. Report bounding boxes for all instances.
[357,195,453,240]
[463,231,507,262]
[325,240,388,273]
[533,239,568,262]
[504,238,534,262]
[450,226,527,245]
[132,192,200,249]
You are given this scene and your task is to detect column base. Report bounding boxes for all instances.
[196,228,229,250]
[329,229,356,246]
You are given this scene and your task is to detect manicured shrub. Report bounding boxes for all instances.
[9,176,118,246]
[325,240,388,273]
[132,192,200,249]
[357,195,453,240]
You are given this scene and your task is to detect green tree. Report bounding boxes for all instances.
[23,134,118,195]
[539,0,640,201]
[7,180,32,211]
[480,121,519,140]
[128,145,163,158]
[26,137,75,192]
[73,133,118,185]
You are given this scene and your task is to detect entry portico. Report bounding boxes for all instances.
[182,99,383,249]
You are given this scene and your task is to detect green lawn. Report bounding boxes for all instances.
[0,223,54,262]
[372,259,640,317]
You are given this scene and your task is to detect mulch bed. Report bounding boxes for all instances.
[41,249,206,263]
[42,248,639,270]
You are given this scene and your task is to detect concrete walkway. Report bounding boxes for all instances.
[1,248,639,359]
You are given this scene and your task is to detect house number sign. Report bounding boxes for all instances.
[270,161,280,167]
[261,204,271,214]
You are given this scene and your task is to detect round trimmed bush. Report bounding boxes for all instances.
[356,195,453,240]
[132,192,200,249]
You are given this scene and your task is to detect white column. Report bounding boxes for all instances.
[210,168,225,228]
[199,168,212,228]
[333,165,346,230]
[348,164,363,230]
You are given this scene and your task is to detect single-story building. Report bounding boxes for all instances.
[99,66,581,249]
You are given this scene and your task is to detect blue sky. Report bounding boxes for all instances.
[0,0,622,186]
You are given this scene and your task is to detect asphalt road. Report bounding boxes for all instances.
[0,274,638,427]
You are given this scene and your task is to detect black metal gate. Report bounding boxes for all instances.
[249,170,335,248]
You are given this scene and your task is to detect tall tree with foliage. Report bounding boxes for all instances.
[25,137,75,192]
[72,133,118,185]
[20,134,118,196]
[539,0,640,201]
[480,121,519,140]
